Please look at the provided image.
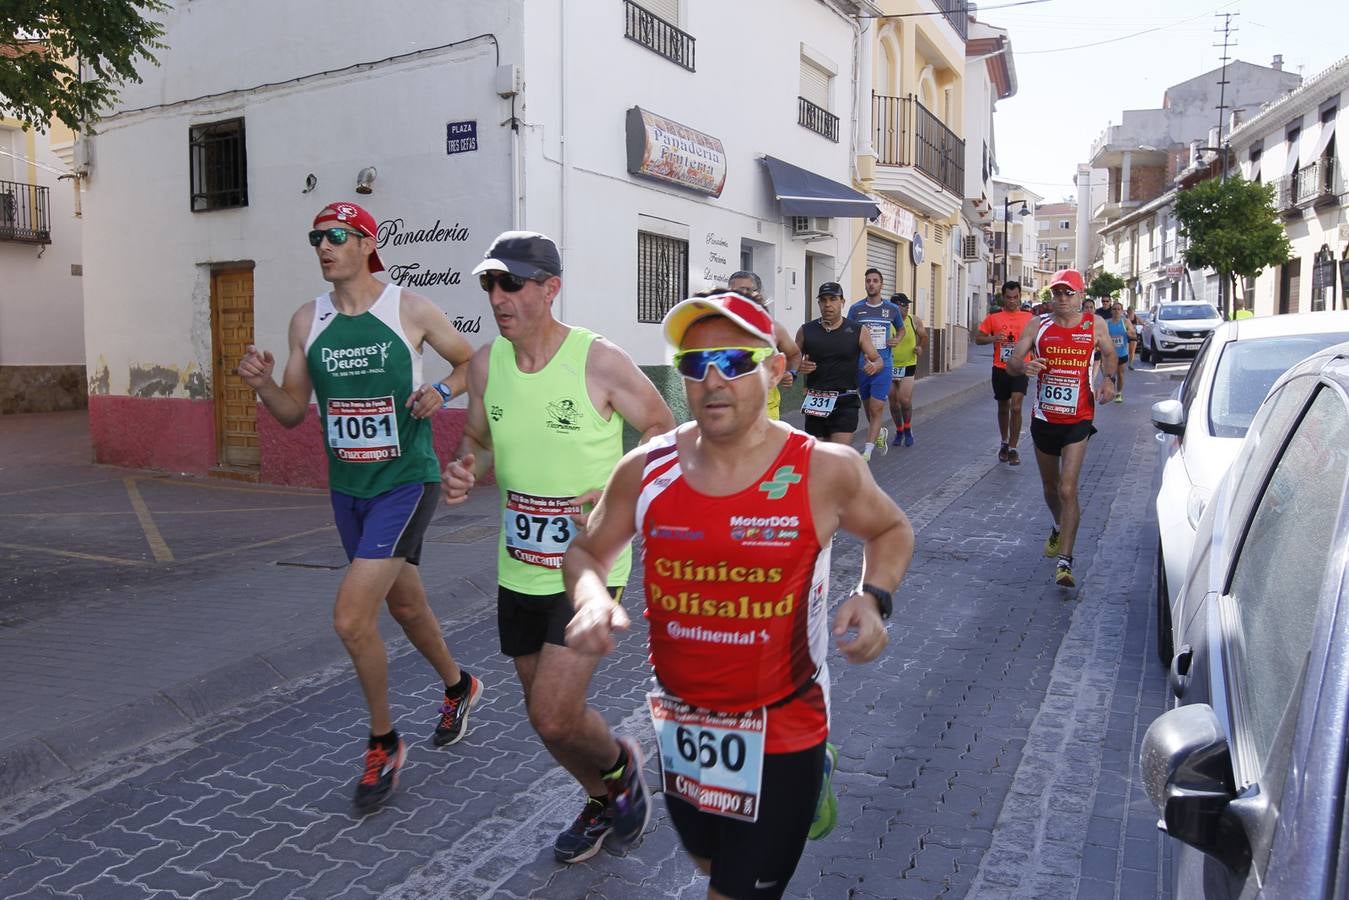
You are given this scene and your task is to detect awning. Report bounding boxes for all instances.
[762,156,879,219]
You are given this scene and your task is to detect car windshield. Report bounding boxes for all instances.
[1208,332,1349,437]
[1160,304,1220,321]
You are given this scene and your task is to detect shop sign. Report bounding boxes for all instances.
[1165,263,1184,278]
[700,229,736,286]
[626,107,727,197]
[872,195,915,241]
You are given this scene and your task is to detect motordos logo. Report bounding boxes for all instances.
[545,398,583,433]
[320,341,391,376]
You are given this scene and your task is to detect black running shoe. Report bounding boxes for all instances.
[553,798,613,864]
[353,738,406,810]
[604,738,652,846]
[433,673,483,747]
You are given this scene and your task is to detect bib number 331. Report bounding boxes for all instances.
[503,491,580,569]
[648,692,765,822]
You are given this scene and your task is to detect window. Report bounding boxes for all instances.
[798,52,837,142]
[1037,220,1048,232]
[1208,333,1348,438]
[1059,220,1072,230]
[189,118,247,211]
[636,231,688,323]
[1226,388,1349,778]
[623,0,694,71]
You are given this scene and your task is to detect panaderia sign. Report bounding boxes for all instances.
[626,106,727,197]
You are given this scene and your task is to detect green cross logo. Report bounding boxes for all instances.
[758,465,802,500]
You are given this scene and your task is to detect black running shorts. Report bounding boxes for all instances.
[666,741,826,900]
[801,394,860,439]
[991,367,1029,401]
[1030,418,1097,456]
[497,585,622,657]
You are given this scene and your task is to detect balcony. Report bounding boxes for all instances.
[623,0,695,71]
[872,93,965,219]
[934,0,969,41]
[798,97,839,143]
[1297,158,1337,208]
[0,180,50,244]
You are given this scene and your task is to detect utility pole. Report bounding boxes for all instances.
[1213,12,1239,316]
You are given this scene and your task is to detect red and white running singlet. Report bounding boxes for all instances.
[636,426,831,753]
[1031,314,1097,425]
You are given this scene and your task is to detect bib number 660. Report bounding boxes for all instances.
[675,726,747,772]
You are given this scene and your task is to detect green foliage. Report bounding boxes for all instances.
[1038,286,1052,303]
[1087,271,1126,299]
[0,0,167,131]
[1174,176,1291,314]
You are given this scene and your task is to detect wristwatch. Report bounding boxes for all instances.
[860,583,893,619]
[432,382,454,408]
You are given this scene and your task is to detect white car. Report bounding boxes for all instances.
[1150,311,1349,664]
[1140,302,1224,362]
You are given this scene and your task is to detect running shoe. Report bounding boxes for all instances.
[1114,393,1124,404]
[862,444,874,462]
[604,737,652,846]
[1055,560,1075,587]
[1043,528,1061,558]
[998,442,1009,462]
[353,737,406,811]
[876,427,889,457]
[553,797,614,864]
[902,427,914,447]
[809,742,840,840]
[1007,448,1020,466]
[432,672,483,747]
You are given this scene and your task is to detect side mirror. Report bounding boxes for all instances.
[1152,399,1186,436]
[1140,704,1251,873]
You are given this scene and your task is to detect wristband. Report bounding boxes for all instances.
[788,370,798,379]
[432,382,454,408]
[860,583,893,619]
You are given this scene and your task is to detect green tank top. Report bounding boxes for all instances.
[304,285,440,498]
[893,314,918,367]
[485,327,631,594]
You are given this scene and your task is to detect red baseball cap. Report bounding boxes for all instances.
[1049,269,1085,293]
[663,292,777,347]
[313,201,384,273]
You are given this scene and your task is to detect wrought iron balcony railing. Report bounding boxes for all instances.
[935,0,969,41]
[0,179,50,244]
[873,93,965,197]
[798,97,839,143]
[623,0,695,71]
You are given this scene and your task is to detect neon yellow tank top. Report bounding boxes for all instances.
[484,327,632,594]
[893,314,918,367]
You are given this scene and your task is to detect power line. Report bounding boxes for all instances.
[1017,3,1238,54]
[856,0,1052,19]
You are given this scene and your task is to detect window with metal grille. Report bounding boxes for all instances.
[637,231,689,323]
[190,118,248,212]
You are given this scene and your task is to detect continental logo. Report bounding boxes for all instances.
[648,583,796,620]
[728,515,799,528]
[653,557,783,583]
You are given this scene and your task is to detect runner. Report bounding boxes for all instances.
[888,294,928,447]
[1005,268,1118,587]
[847,268,903,461]
[793,282,883,447]
[973,281,1034,465]
[562,291,914,900]
[728,271,801,421]
[1107,301,1135,401]
[439,230,674,863]
[236,200,481,811]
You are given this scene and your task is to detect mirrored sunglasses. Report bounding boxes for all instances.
[479,271,548,293]
[308,227,366,247]
[1051,287,1078,298]
[673,346,776,382]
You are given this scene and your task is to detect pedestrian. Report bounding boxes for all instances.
[728,270,801,421]
[974,281,1035,465]
[439,230,674,863]
[562,291,914,900]
[793,282,883,446]
[847,268,904,460]
[888,293,927,447]
[236,201,482,811]
[1234,302,1254,320]
[1107,302,1135,400]
[1005,269,1118,588]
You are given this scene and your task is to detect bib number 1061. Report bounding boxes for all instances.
[331,415,393,442]
[675,726,747,772]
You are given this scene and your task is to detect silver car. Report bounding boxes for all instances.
[1141,342,1349,898]
[1150,311,1349,664]
[1140,302,1224,362]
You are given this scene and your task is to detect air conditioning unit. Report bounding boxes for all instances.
[791,216,833,238]
[962,235,979,261]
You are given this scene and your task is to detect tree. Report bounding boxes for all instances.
[0,1,167,132]
[1087,271,1126,299]
[1174,176,1291,318]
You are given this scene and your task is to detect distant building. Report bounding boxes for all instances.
[962,16,1016,322]
[1031,201,1076,288]
[990,179,1040,294]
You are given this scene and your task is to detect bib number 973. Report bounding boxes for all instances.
[502,491,582,569]
[648,692,765,823]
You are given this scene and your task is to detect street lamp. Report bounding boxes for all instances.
[1040,247,1059,272]
[1003,197,1030,287]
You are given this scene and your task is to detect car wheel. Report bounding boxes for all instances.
[1155,538,1173,666]
[1151,339,1166,364]
[1139,341,1151,364]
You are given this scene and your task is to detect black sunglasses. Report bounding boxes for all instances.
[479,271,549,293]
[308,227,366,247]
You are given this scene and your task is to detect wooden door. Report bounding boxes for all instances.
[211,269,259,468]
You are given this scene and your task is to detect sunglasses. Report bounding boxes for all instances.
[673,346,776,382]
[308,227,367,247]
[479,271,549,293]
[1051,287,1078,298]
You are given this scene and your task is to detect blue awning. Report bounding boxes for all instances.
[761,156,879,219]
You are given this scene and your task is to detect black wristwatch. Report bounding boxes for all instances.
[860,583,893,619]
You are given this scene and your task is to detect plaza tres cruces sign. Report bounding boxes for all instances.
[626,106,727,197]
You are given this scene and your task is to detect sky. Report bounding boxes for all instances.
[986,0,1347,203]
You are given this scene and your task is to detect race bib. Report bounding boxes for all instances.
[1038,375,1082,415]
[866,323,889,349]
[648,691,766,823]
[503,491,579,569]
[1112,333,1127,351]
[998,343,1015,363]
[326,397,401,463]
[802,390,839,417]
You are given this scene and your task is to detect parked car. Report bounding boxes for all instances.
[1150,312,1349,664]
[1141,341,1349,898]
[1139,302,1224,362]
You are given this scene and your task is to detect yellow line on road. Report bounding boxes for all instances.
[153,479,324,497]
[0,542,149,566]
[181,524,336,563]
[0,478,122,497]
[124,477,175,562]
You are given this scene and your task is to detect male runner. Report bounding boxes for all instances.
[728,270,801,421]
[888,294,927,447]
[1006,269,1118,587]
[563,291,913,900]
[439,231,674,863]
[847,268,903,460]
[793,282,883,446]
[974,281,1034,465]
[237,201,481,810]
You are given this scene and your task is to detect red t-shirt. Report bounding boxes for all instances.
[637,427,830,753]
[979,309,1035,370]
[1031,313,1097,425]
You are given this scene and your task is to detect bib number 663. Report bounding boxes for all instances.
[676,726,747,772]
